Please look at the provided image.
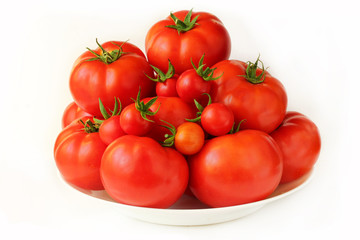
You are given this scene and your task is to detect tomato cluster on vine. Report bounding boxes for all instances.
[54,9,321,209]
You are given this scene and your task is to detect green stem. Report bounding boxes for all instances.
[165,9,199,34]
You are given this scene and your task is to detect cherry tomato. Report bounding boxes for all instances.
[174,122,205,155]
[147,60,179,97]
[211,57,287,133]
[201,103,234,136]
[70,40,155,117]
[61,102,92,128]
[189,130,283,207]
[145,9,231,74]
[270,111,321,183]
[100,135,189,208]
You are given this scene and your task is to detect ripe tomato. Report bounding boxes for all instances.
[147,60,179,97]
[270,111,321,183]
[144,97,197,142]
[61,101,92,128]
[189,130,283,207]
[99,115,125,145]
[54,119,107,190]
[174,122,205,155]
[100,135,189,208]
[145,9,231,74]
[201,103,234,136]
[211,57,288,133]
[70,40,155,117]
[176,55,220,104]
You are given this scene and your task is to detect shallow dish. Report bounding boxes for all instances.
[60,169,314,226]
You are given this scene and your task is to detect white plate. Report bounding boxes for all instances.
[60,169,314,226]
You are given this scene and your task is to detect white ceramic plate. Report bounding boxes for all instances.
[60,169,314,226]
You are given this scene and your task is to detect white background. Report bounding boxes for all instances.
[1,0,359,239]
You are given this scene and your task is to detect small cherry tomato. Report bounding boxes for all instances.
[201,103,234,136]
[174,122,205,155]
[99,115,125,145]
[147,60,179,97]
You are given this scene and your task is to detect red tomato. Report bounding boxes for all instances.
[144,97,197,142]
[156,78,178,97]
[100,135,189,208]
[189,130,283,207]
[270,111,321,183]
[70,40,155,117]
[99,115,125,145]
[61,102,92,128]
[211,58,288,133]
[54,119,107,190]
[174,122,205,155]
[201,103,234,136]
[120,104,153,136]
[145,10,231,74]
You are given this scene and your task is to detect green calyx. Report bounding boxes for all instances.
[79,119,100,133]
[146,60,175,83]
[94,97,122,124]
[228,119,246,134]
[186,93,212,123]
[165,9,199,34]
[192,54,222,81]
[160,120,177,147]
[86,38,128,64]
[133,87,159,122]
[241,55,268,84]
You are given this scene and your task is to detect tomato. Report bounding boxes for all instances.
[147,60,179,97]
[211,57,288,133]
[99,115,125,145]
[174,122,205,155]
[54,119,107,190]
[270,111,321,183]
[144,96,197,142]
[70,39,155,117]
[145,9,231,74]
[120,90,158,136]
[201,103,234,136]
[61,101,92,128]
[176,55,219,104]
[189,130,283,207]
[100,135,189,208]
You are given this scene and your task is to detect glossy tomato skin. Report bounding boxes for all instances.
[270,111,321,183]
[99,115,126,145]
[201,103,234,136]
[189,130,283,207]
[176,69,211,104]
[70,41,155,117]
[156,77,178,97]
[100,135,189,208]
[55,127,107,190]
[210,60,287,133]
[144,97,197,142]
[145,10,231,74]
[175,122,205,155]
[61,102,92,128]
[119,104,154,136]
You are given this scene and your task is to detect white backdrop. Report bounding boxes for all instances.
[1,0,358,239]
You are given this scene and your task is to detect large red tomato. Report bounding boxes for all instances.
[270,111,321,183]
[145,10,231,74]
[70,40,155,117]
[54,119,107,190]
[210,58,288,133]
[189,130,283,207]
[100,135,189,208]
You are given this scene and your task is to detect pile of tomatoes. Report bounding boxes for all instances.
[54,10,321,209]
